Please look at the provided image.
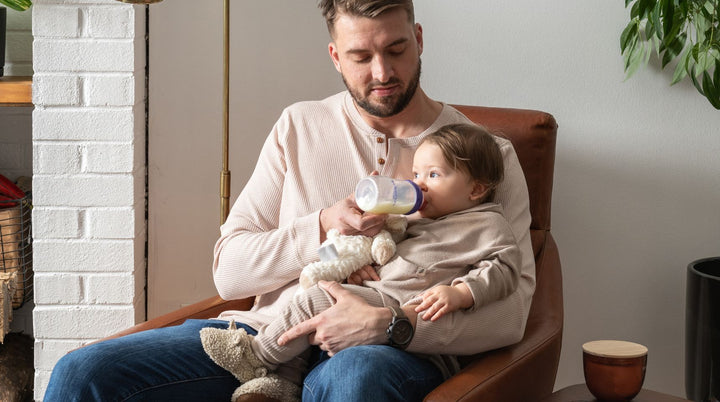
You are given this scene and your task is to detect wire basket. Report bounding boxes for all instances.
[0,194,32,309]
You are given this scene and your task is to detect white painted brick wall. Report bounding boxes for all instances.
[32,75,81,106]
[31,1,147,399]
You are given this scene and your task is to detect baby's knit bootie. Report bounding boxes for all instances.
[200,321,268,383]
[232,374,301,402]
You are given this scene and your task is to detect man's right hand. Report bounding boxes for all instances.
[319,194,387,242]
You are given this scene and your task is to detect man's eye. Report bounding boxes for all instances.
[388,46,406,57]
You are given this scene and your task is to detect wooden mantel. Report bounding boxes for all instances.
[0,76,33,107]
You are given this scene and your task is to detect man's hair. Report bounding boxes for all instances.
[318,0,415,37]
[420,123,504,203]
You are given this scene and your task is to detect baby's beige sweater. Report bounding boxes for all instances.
[213,91,535,356]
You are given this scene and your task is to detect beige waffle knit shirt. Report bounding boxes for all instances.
[213,91,535,356]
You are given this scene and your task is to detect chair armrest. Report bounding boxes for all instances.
[92,296,254,343]
[424,233,563,401]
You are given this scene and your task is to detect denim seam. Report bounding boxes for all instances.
[121,375,233,402]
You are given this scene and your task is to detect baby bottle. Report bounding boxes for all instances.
[354,176,423,215]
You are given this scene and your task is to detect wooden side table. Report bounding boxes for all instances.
[542,384,690,402]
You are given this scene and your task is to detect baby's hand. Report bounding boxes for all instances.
[346,265,380,285]
[414,283,473,321]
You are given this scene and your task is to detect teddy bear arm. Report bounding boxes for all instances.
[371,230,397,265]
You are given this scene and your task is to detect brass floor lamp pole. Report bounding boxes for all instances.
[220,0,231,224]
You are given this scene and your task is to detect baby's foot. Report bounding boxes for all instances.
[232,374,301,402]
[200,321,268,382]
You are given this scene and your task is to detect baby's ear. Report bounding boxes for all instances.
[469,181,489,201]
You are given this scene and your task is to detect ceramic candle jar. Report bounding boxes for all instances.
[583,340,648,401]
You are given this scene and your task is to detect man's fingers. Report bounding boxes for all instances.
[318,280,349,299]
[277,316,320,346]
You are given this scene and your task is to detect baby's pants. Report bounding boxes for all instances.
[251,284,393,383]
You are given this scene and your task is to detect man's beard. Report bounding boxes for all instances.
[343,59,422,118]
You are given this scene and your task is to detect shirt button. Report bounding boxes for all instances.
[378,158,385,165]
[376,137,384,143]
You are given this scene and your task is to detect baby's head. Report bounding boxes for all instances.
[412,123,504,219]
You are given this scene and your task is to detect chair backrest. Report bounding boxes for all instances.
[429,106,562,401]
[451,105,557,234]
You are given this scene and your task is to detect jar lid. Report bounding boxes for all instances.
[582,340,648,358]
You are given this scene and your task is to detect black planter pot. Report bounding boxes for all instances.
[1,7,6,77]
[686,257,720,401]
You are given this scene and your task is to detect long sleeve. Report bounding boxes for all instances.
[213,115,322,300]
[452,209,521,311]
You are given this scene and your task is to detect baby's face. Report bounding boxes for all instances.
[411,142,484,219]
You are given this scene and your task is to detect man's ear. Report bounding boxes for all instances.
[415,23,423,56]
[469,182,489,201]
[328,42,342,73]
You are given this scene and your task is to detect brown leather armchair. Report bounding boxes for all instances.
[100,105,562,402]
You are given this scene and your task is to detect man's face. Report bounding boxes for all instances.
[328,8,423,118]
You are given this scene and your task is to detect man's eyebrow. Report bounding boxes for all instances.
[345,38,409,55]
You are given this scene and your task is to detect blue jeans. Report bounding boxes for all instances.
[44,319,443,402]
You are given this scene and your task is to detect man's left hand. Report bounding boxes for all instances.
[277,281,389,356]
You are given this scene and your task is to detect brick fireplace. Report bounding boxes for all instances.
[31,1,147,399]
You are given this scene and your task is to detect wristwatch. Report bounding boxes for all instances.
[386,306,414,349]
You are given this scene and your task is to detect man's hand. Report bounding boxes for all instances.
[346,265,380,285]
[320,194,387,242]
[277,281,390,356]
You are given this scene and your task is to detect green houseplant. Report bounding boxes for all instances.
[0,0,31,12]
[621,0,720,109]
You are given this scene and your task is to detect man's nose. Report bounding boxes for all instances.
[371,56,393,83]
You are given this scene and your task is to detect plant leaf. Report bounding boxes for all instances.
[637,0,655,19]
[661,0,675,38]
[649,2,661,40]
[696,46,718,74]
[621,22,639,52]
[671,47,691,85]
[0,0,32,12]
[661,33,687,68]
[690,66,705,95]
[625,42,649,79]
[701,71,720,109]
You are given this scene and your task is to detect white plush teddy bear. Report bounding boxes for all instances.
[299,215,407,289]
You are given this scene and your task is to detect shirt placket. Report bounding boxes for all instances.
[374,134,388,173]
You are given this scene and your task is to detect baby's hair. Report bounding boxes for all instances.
[419,123,504,202]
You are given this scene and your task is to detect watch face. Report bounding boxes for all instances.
[391,319,414,345]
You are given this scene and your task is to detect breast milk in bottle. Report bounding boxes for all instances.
[354,176,423,215]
